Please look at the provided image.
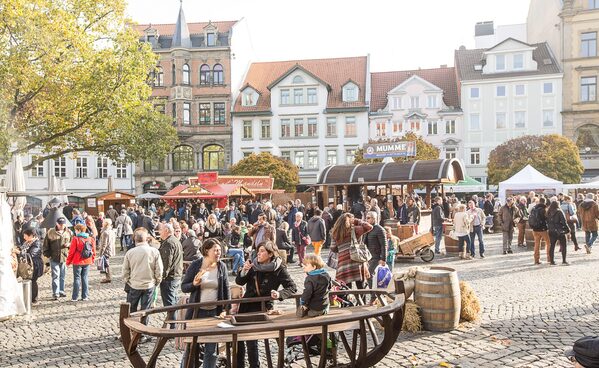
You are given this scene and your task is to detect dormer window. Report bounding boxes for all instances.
[292,75,305,84]
[513,54,524,69]
[207,33,216,46]
[343,83,358,102]
[496,55,505,71]
[242,89,257,107]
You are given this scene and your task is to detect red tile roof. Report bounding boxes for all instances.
[133,21,238,36]
[370,67,460,112]
[233,56,368,113]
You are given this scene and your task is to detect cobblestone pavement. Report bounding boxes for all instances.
[1,231,598,367]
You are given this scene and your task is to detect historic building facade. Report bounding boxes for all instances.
[231,56,370,185]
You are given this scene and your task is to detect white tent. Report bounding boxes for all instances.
[498,165,563,202]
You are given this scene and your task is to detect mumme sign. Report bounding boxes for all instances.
[363,141,417,159]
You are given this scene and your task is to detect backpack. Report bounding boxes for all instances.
[80,238,93,259]
[528,207,540,230]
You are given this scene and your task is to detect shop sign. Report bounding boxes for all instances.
[363,141,417,159]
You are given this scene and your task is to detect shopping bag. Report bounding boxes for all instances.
[373,265,392,289]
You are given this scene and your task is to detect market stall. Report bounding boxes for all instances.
[84,191,136,217]
[162,182,253,209]
[498,165,563,202]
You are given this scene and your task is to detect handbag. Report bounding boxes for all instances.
[17,254,34,280]
[95,255,107,272]
[326,251,338,269]
[349,227,372,263]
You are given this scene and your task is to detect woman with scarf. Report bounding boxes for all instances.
[97,218,116,283]
[20,229,44,304]
[204,214,223,240]
[331,213,373,289]
[66,223,96,302]
[235,241,297,368]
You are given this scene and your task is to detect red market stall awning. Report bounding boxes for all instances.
[162,183,253,202]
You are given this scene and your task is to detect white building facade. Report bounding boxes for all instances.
[231,57,370,185]
[455,39,563,184]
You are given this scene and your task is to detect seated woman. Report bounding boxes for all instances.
[235,241,297,368]
[180,239,230,368]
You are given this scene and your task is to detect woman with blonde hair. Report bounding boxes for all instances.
[205,213,223,240]
[98,218,116,283]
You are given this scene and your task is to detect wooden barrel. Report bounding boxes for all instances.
[383,219,399,238]
[415,267,461,332]
[442,223,459,254]
[398,224,413,240]
[525,228,546,249]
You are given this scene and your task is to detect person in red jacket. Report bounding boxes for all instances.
[66,223,96,302]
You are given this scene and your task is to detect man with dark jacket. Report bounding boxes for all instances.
[42,217,72,300]
[158,223,183,318]
[249,213,276,248]
[578,192,599,254]
[195,202,209,222]
[127,207,138,230]
[224,203,243,224]
[307,209,327,256]
[140,210,157,235]
[365,211,387,289]
[181,229,201,261]
[431,197,445,254]
[332,204,343,226]
[351,199,366,220]
[530,197,550,264]
[396,197,408,224]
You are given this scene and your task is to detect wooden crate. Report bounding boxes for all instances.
[399,232,434,255]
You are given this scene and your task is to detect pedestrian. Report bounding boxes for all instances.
[20,229,44,304]
[297,254,331,318]
[577,192,599,254]
[453,204,473,260]
[364,211,387,290]
[351,198,366,220]
[516,196,529,247]
[204,214,223,240]
[97,218,116,283]
[248,213,276,252]
[182,229,201,262]
[406,198,421,234]
[66,223,96,302]
[468,200,486,258]
[42,217,72,300]
[307,209,326,256]
[225,225,245,274]
[158,223,183,318]
[546,200,569,265]
[370,199,381,225]
[431,197,444,255]
[71,209,85,227]
[140,209,157,235]
[236,241,297,368]
[115,209,134,252]
[106,205,118,224]
[122,227,163,325]
[529,197,551,264]
[276,222,294,264]
[291,212,309,266]
[561,195,580,251]
[180,238,230,368]
[331,213,373,288]
[384,226,399,268]
[498,197,519,255]
[85,215,98,239]
[483,194,495,233]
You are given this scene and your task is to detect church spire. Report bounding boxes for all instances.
[172,1,191,48]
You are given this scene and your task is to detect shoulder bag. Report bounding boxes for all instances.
[17,253,34,280]
[349,227,372,263]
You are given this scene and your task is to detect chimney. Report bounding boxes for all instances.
[475,21,494,37]
[440,64,448,68]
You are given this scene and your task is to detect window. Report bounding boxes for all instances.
[496,55,505,71]
[445,120,456,134]
[470,114,480,130]
[171,64,176,85]
[393,121,402,133]
[294,118,305,137]
[326,150,337,166]
[213,64,224,85]
[30,156,44,177]
[242,92,255,106]
[281,151,291,161]
[345,149,356,164]
[496,112,507,129]
[427,96,438,108]
[343,85,358,102]
[293,89,303,104]
[294,151,305,169]
[513,54,524,69]
[345,116,356,137]
[183,102,191,125]
[326,117,337,137]
[427,121,438,135]
[154,67,164,86]
[515,111,526,128]
[116,162,127,179]
[543,110,554,127]
[496,86,506,97]
[470,87,480,98]
[182,64,190,85]
[207,33,216,46]
[410,96,419,108]
[470,148,481,165]
[281,119,291,138]
[515,84,525,96]
[54,157,66,177]
[307,118,318,137]
[590,0,599,8]
[199,103,211,124]
[172,102,177,125]
[393,97,402,109]
[243,121,253,139]
[97,157,108,178]
[173,145,194,171]
[280,89,290,105]
[376,122,387,137]
[261,120,271,139]
[409,119,420,131]
[214,103,226,124]
[445,148,456,159]
[242,151,252,158]
[307,88,317,104]
[292,75,305,84]
[581,32,597,57]
[307,150,318,169]
[200,64,210,85]
[75,157,88,178]
[543,82,553,94]
[203,144,225,171]
[155,104,165,114]
[144,157,164,172]
[581,76,597,102]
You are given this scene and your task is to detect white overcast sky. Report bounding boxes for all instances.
[126,0,531,72]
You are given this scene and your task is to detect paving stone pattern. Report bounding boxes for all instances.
[1,231,598,367]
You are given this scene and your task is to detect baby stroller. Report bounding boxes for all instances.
[284,280,355,366]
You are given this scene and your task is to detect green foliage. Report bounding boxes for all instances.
[353,132,440,164]
[0,0,178,168]
[230,153,299,192]
[487,134,584,184]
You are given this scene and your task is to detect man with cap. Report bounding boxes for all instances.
[565,336,599,367]
[42,217,73,300]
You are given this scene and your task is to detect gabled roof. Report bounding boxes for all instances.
[499,165,562,185]
[455,42,561,81]
[370,67,460,112]
[486,37,534,52]
[266,64,331,91]
[233,56,368,113]
[240,83,261,94]
[134,21,238,37]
